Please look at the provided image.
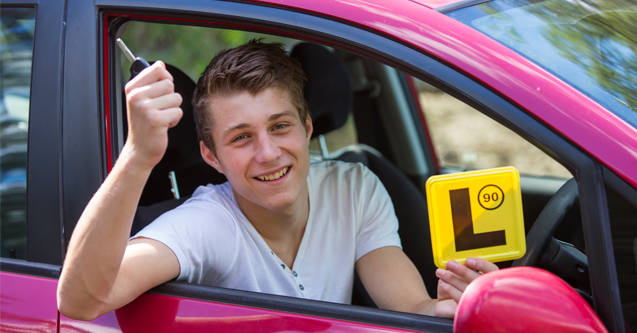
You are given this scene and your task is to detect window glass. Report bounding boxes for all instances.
[606,185,637,331]
[448,0,637,132]
[415,79,571,178]
[0,7,35,260]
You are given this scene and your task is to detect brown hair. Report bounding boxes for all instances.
[192,39,308,152]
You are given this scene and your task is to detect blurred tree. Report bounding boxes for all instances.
[468,0,637,123]
[120,22,293,81]
[525,0,637,115]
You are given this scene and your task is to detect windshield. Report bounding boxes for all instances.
[447,0,637,129]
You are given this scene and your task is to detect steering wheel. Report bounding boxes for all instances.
[512,178,579,267]
[512,178,591,301]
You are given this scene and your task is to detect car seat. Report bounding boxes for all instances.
[290,43,437,302]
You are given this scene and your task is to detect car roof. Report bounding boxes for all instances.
[247,0,637,188]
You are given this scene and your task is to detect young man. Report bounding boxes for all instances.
[57,40,497,321]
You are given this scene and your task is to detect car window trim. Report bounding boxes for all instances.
[604,167,637,209]
[581,162,626,333]
[0,0,38,5]
[602,166,637,333]
[401,73,440,175]
[153,281,454,332]
[0,258,61,279]
[436,0,493,14]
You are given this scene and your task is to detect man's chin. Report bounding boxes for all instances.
[235,189,298,213]
[261,195,300,213]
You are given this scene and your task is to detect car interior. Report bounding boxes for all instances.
[115,23,591,311]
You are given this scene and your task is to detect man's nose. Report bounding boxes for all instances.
[254,134,281,164]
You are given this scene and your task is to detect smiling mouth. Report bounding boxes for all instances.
[255,167,290,181]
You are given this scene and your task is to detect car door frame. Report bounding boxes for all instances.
[0,0,65,330]
[1,0,65,266]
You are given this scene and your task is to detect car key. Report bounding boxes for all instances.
[116,38,150,78]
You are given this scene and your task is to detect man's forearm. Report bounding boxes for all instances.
[57,147,152,320]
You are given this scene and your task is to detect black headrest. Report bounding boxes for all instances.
[160,63,200,173]
[291,43,353,138]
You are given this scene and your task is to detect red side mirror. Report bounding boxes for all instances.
[454,267,608,333]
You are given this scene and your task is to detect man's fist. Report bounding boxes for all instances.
[124,61,183,170]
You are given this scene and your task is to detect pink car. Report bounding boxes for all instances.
[1,0,635,332]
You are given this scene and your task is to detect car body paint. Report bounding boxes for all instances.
[0,272,58,332]
[60,313,122,332]
[59,292,427,332]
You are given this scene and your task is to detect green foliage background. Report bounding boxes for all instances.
[476,0,637,120]
[120,22,293,81]
[118,21,357,154]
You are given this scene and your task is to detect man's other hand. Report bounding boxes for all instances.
[434,257,499,318]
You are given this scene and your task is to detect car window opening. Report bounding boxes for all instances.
[113,19,587,319]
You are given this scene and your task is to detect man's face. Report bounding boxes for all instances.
[200,87,313,215]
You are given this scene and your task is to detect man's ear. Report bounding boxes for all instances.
[200,141,224,174]
[305,114,313,143]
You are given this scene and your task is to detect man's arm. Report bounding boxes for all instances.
[355,246,498,318]
[57,61,183,320]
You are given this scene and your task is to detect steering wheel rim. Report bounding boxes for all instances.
[512,178,579,267]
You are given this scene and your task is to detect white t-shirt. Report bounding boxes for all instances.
[133,160,401,304]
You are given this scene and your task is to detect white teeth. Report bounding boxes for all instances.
[257,167,289,181]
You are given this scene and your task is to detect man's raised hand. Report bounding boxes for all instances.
[124,61,183,170]
[57,61,183,320]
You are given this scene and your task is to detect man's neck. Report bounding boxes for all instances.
[233,187,310,268]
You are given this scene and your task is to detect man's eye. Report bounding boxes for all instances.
[273,123,289,131]
[232,134,248,142]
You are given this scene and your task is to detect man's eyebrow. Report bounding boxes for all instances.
[222,123,251,139]
[268,111,297,122]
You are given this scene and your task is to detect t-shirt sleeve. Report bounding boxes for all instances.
[131,200,238,285]
[355,166,402,261]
